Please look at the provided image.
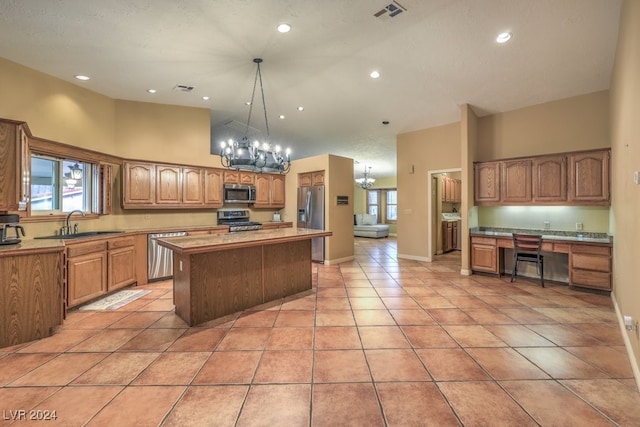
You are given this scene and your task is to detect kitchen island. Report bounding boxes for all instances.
[157,227,332,326]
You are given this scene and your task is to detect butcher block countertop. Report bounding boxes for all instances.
[157,227,332,255]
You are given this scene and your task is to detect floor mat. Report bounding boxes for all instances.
[79,289,151,311]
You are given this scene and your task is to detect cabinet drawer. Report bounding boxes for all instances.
[67,241,107,258]
[572,253,610,272]
[553,243,571,253]
[571,244,611,256]
[571,269,611,290]
[108,236,135,249]
[471,236,497,246]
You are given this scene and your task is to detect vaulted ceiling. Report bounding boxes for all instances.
[0,0,622,177]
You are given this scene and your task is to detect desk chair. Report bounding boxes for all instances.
[511,233,544,287]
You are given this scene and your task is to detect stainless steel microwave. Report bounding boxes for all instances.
[223,184,256,204]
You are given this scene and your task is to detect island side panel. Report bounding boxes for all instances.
[172,253,192,325]
[262,240,312,302]
[0,252,63,348]
[188,246,263,326]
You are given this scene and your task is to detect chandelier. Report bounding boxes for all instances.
[355,165,375,189]
[219,58,291,174]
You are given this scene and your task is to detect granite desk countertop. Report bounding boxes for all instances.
[470,227,612,244]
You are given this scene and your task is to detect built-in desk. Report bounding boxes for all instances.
[470,229,612,291]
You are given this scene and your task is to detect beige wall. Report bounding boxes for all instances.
[397,122,461,259]
[610,0,640,380]
[478,206,610,232]
[0,56,288,235]
[285,154,354,264]
[477,90,610,161]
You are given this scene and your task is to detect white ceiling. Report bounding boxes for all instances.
[0,0,622,178]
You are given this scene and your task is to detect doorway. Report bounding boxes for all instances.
[426,168,462,269]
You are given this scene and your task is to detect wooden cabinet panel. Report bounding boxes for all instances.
[453,179,461,203]
[0,122,23,212]
[312,171,325,186]
[156,165,181,204]
[182,167,204,205]
[123,162,155,205]
[568,150,610,204]
[68,250,108,307]
[502,159,532,203]
[299,173,312,187]
[223,170,255,185]
[108,245,136,291]
[471,237,498,273]
[474,162,501,203]
[0,251,63,348]
[253,173,286,208]
[533,155,567,202]
[569,243,611,290]
[204,168,223,207]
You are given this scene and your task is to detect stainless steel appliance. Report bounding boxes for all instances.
[217,210,262,232]
[223,184,256,204]
[147,231,187,281]
[297,185,325,262]
[0,214,25,245]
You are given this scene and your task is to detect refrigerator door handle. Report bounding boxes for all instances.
[305,190,312,227]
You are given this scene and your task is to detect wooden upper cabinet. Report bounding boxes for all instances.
[182,167,204,205]
[312,171,325,186]
[223,170,255,185]
[0,121,26,212]
[568,150,610,204]
[253,174,285,208]
[453,179,462,203]
[299,173,312,187]
[501,159,532,203]
[533,155,567,202]
[204,168,223,207]
[474,162,501,203]
[123,161,155,205]
[155,165,181,204]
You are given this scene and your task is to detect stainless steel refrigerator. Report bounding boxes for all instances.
[297,185,325,263]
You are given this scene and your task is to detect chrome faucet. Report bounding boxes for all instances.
[65,210,85,234]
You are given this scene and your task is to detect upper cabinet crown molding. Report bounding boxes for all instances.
[474,148,610,206]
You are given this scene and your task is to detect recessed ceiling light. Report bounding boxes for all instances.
[496,32,512,43]
[147,89,157,94]
[202,96,210,100]
[297,106,304,111]
[74,75,90,81]
[370,70,381,79]
[279,115,285,119]
[277,23,291,33]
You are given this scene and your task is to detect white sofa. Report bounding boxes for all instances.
[354,214,389,238]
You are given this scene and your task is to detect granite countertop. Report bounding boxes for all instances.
[0,239,64,256]
[156,227,332,254]
[470,227,612,244]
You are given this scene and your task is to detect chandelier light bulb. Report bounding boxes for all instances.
[275,145,281,153]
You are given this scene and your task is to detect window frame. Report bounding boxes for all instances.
[366,188,397,224]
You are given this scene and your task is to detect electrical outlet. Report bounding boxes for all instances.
[543,221,550,230]
[576,222,583,231]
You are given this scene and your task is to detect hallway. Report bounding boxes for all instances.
[1,237,639,426]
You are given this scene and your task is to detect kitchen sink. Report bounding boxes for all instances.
[34,230,125,239]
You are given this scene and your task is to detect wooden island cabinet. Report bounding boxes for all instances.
[157,228,332,326]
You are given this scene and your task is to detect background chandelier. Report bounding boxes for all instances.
[355,165,375,189]
[220,58,291,174]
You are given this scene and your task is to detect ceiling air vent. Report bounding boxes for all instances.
[374,1,407,20]
[173,84,195,92]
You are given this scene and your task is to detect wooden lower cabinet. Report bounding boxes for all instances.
[67,241,108,307]
[108,236,136,291]
[67,236,138,308]
[470,237,498,274]
[569,244,611,290]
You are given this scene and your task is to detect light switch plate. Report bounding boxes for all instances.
[543,221,551,230]
[634,171,640,185]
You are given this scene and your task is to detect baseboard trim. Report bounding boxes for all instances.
[398,253,430,262]
[324,255,354,265]
[611,291,640,391]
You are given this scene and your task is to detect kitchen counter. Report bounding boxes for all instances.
[156,227,331,255]
[0,238,64,255]
[470,227,612,244]
[158,228,332,326]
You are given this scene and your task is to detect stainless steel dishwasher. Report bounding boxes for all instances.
[147,231,187,281]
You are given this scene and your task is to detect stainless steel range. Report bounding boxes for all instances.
[217,210,262,232]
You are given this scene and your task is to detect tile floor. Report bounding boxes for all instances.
[1,237,640,426]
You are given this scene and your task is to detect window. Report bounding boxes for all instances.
[31,155,94,214]
[386,190,397,221]
[366,188,397,224]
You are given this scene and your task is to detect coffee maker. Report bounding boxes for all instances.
[0,214,25,245]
